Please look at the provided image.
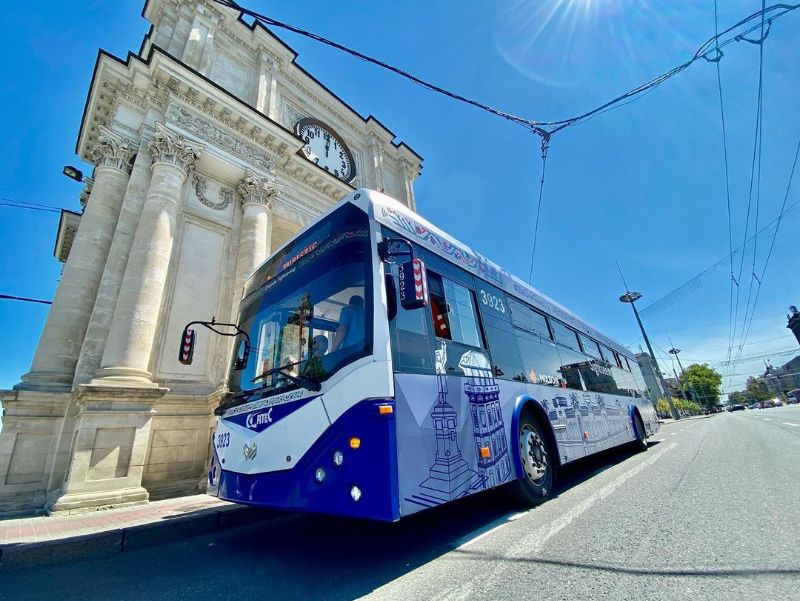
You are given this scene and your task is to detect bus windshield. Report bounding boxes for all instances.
[229,204,372,397]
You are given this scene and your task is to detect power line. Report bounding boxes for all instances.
[731,1,769,368]
[711,0,736,383]
[732,138,800,364]
[0,293,52,305]
[0,200,62,214]
[639,198,800,316]
[212,0,799,137]
[528,134,550,283]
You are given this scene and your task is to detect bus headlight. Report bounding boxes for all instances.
[315,467,326,483]
[333,451,344,467]
[350,485,362,502]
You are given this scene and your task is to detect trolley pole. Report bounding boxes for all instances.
[620,291,679,420]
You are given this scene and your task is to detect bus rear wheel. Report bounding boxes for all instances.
[512,414,555,506]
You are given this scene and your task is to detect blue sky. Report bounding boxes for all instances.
[1,0,798,400]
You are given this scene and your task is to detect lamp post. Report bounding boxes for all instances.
[620,290,679,420]
[669,346,688,403]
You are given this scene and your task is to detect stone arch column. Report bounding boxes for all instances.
[94,124,202,385]
[18,127,134,391]
[234,170,279,290]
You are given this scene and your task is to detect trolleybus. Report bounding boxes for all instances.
[180,189,659,521]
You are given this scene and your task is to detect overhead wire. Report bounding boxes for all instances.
[0,198,63,214]
[711,0,736,384]
[212,0,799,137]
[732,138,800,365]
[732,1,769,370]
[211,0,799,278]
[0,294,52,305]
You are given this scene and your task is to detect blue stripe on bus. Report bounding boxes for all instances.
[214,398,400,522]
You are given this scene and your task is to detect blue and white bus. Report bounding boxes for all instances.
[181,189,658,521]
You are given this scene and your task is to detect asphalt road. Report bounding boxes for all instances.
[3,407,800,601]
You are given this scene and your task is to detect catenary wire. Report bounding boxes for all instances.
[732,139,800,366]
[211,0,799,137]
[731,1,768,367]
[712,0,736,381]
[0,294,53,305]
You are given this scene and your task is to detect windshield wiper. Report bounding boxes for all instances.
[252,363,322,392]
[215,387,260,416]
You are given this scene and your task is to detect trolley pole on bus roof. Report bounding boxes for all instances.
[619,290,679,420]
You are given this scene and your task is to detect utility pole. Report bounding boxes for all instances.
[619,290,679,420]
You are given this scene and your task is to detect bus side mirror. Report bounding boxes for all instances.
[398,258,429,310]
[233,338,250,371]
[179,328,196,365]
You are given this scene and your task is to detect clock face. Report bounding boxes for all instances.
[295,118,355,183]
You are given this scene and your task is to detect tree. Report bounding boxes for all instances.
[743,376,771,403]
[678,364,722,408]
[727,390,746,405]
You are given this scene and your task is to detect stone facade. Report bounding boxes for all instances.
[0,0,421,515]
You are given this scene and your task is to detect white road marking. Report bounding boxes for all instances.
[457,442,678,553]
[458,522,510,549]
[670,432,677,436]
[782,422,800,427]
[763,418,772,421]
[518,442,678,555]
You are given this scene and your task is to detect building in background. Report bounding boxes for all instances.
[761,356,800,398]
[788,306,800,346]
[635,352,668,405]
[0,0,421,515]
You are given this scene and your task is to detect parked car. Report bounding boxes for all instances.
[730,404,746,412]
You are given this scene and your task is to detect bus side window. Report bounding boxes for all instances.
[428,272,483,349]
[475,281,525,381]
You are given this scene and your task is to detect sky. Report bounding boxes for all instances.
[0,0,798,402]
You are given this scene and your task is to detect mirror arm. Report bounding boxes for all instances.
[181,318,252,356]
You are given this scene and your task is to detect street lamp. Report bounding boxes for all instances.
[669,346,689,403]
[62,165,84,182]
[620,290,680,420]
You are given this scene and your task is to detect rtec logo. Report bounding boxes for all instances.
[246,407,273,430]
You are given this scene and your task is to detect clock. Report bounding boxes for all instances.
[295,117,356,183]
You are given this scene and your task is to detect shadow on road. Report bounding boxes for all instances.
[4,442,690,601]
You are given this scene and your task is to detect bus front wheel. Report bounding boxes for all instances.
[512,414,555,506]
[632,413,648,452]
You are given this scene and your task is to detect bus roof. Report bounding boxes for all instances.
[350,189,633,359]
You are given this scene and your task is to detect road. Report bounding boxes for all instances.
[3,407,800,600]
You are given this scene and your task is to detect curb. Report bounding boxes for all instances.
[0,506,279,571]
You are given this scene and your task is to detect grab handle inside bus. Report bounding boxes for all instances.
[178,318,251,370]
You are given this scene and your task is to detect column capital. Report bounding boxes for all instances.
[148,123,202,175]
[238,170,279,210]
[91,126,135,173]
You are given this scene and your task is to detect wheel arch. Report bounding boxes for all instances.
[511,395,560,482]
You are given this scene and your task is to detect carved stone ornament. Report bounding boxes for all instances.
[90,126,134,172]
[167,105,276,172]
[79,179,94,208]
[193,175,234,211]
[148,124,201,174]
[238,171,279,210]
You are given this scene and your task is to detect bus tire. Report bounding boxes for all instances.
[632,413,648,452]
[512,413,555,506]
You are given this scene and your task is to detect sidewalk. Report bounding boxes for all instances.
[0,494,278,570]
[0,494,229,545]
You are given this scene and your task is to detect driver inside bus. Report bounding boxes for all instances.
[332,294,365,351]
